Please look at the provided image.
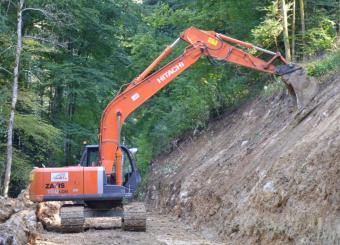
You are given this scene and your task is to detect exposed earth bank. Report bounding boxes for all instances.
[146,73,340,244]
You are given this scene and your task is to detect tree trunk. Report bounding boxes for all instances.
[291,0,296,61]
[336,21,340,47]
[3,0,24,197]
[63,85,76,166]
[299,0,305,59]
[281,0,291,62]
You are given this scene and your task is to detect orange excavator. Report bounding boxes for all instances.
[29,27,317,232]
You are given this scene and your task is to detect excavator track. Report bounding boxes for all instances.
[60,205,85,233]
[59,203,146,232]
[122,202,146,231]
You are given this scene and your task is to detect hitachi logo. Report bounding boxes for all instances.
[157,62,185,83]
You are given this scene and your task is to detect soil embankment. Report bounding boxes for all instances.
[146,73,340,244]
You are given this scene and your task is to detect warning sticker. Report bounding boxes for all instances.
[208,37,218,46]
[131,93,140,101]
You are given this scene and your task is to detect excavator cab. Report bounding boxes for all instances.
[79,145,100,167]
[79,144,141,188]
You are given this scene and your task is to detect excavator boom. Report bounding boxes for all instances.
[100,27,318,185]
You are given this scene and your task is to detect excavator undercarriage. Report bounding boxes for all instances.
[59,202,146,232]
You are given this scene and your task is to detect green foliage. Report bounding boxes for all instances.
[304,15,337,56]
[306,50,340,77]
[0,0,141,196]
[252,1,283,48]
[261,78,286,97]
[15,113,62,164]
[252,0,339,60]
[0,147,32,196]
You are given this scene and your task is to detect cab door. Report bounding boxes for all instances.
[121,146,141,193]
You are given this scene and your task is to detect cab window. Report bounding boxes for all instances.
[87,148,99,166]
[123,150,132,175]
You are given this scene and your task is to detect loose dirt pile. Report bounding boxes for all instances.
[146,73,340,244]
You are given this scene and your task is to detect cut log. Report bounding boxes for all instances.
[0,210,38,245]
[0,189,34,224]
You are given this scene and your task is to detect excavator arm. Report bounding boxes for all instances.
[100,27,315,185]
[100,45,203,185]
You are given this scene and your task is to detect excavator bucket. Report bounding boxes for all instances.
[276,64,319,109]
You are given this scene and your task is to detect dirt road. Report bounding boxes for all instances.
[35,213,223,245]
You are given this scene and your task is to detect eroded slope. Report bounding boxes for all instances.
[146,74,340,244]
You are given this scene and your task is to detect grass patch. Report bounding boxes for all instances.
[306,50,340,77]
[260,50,340,98]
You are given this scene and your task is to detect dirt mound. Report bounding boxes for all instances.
[146,73,340,244]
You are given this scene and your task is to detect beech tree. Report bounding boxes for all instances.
[299,0,305,59]
[291,0,296,61]
[2,0,56,196]
[281,0,291,61]
[3,0,24,197]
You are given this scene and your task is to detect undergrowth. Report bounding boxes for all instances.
[260,49,340,98]
[306,50,340,77]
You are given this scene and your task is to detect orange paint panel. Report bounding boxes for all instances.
[83,167,99,195]
[29,166,84,201]
[180,27,277,73]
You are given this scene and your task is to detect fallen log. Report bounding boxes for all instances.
[0,210,39,245]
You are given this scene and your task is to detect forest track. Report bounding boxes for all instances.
[35,213,222,245]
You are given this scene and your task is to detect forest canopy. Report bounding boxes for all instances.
[0,0,339,196]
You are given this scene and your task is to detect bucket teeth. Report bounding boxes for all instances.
[277,64,319,109]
